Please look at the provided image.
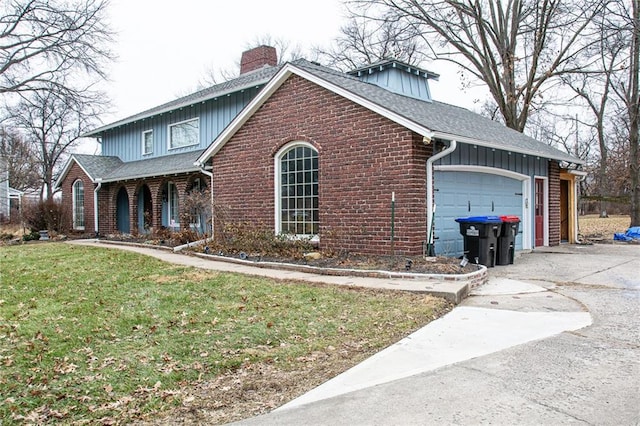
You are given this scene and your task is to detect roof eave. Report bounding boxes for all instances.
[196,63,436,165]
[54,155,98,190]
[84,76,274,138]
[101,167,202,183]
[431,131,585,165]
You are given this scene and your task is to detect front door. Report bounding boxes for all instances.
[535,178,545,247]
[560,179,569,241]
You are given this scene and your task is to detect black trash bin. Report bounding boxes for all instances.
[496,215,520,265]
[455,216,502,267]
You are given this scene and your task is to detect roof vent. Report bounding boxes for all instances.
[347,59,439,102]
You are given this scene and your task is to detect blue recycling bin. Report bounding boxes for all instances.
[455,216,502,267]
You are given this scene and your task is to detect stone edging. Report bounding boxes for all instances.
[88,239,488,295]
[193,252,488,289]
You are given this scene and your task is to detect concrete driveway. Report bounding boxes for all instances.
[236,243,640,425]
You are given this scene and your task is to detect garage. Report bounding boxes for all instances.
[433,169,527,257]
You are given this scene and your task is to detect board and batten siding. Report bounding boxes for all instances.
[434,143,548,177]
[102,88,261,162]
[356,67,432,102]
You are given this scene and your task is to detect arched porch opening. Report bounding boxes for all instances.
[116,186,130,234]
[137,184,153,234]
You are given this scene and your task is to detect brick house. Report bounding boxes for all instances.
[56,47,280,237]
[57,46,585,256]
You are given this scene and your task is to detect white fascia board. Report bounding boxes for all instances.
[568,169,588,176]
[291,66,435,139]
[84,79,272,138]
[99,167,201,183]
[196,66,296,165]
[54,156,96,190]
[431,131,585,165]
[196,64,435,165]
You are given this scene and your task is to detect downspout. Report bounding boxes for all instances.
[426,139,457,253]
[198,163,214,240]
[94,179,102,237]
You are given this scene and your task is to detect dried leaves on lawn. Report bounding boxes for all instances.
[0,244,451,425]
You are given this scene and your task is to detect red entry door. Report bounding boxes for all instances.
[535,178,545,247]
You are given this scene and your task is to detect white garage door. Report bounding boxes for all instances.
[433,171,523,257]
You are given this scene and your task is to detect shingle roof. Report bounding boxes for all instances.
[293,60,582,164]
[84,65,280,137]
[69,150,204,183]
[72,154,123,180]
[99,149,204,182]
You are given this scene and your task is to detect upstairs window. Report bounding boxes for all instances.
[72,180,85,230]
[276,142,319,236]
[142,130,153,155]
[168,118,199,150]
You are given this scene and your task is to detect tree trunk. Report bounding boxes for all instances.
[630,0,640,227]
[598,138,609,218]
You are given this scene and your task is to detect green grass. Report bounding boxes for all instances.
[0,243,449,424]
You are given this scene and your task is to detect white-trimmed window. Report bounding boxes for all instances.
[168,118,199,150]
[72,180,85,230]
[168,182,179,227]
[275,142,319,236]
[142,130,153,155]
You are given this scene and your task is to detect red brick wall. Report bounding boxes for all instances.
[60,162,95,234]
[96,174,206,235]
[211,75,432,255]
[548,160,560,246]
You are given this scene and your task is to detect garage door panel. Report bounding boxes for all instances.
[434,171,523,257]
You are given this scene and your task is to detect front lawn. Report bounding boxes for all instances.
[0,243,450,424]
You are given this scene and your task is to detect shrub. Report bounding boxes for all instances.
[22,199,70,233]
[22,230,40,241]
[0,232,14,240]
[171,228,201,245]
[211,221,315,259]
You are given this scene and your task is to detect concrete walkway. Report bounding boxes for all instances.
[67,239,470,302]
[67,238,595,423]
[274,279,590,412]
[235,243,638,425]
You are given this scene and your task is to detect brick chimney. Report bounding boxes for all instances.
[240,45,278,74]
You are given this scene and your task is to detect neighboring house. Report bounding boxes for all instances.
[0,158,8,221]
[58,45,585,256]
[8,187,24,220]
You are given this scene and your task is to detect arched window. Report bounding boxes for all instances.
[275,142,319,236]
[72,180,85,230]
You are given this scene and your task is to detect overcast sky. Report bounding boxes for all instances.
[96,0,486,132]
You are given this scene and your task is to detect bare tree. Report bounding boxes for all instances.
[198,35,306,89]
[0,0,114,97]
[0,126,40,191]
[560,9,628,217]
[350,0,605,132]
[314,16,428,70]
[7,86,106,200]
